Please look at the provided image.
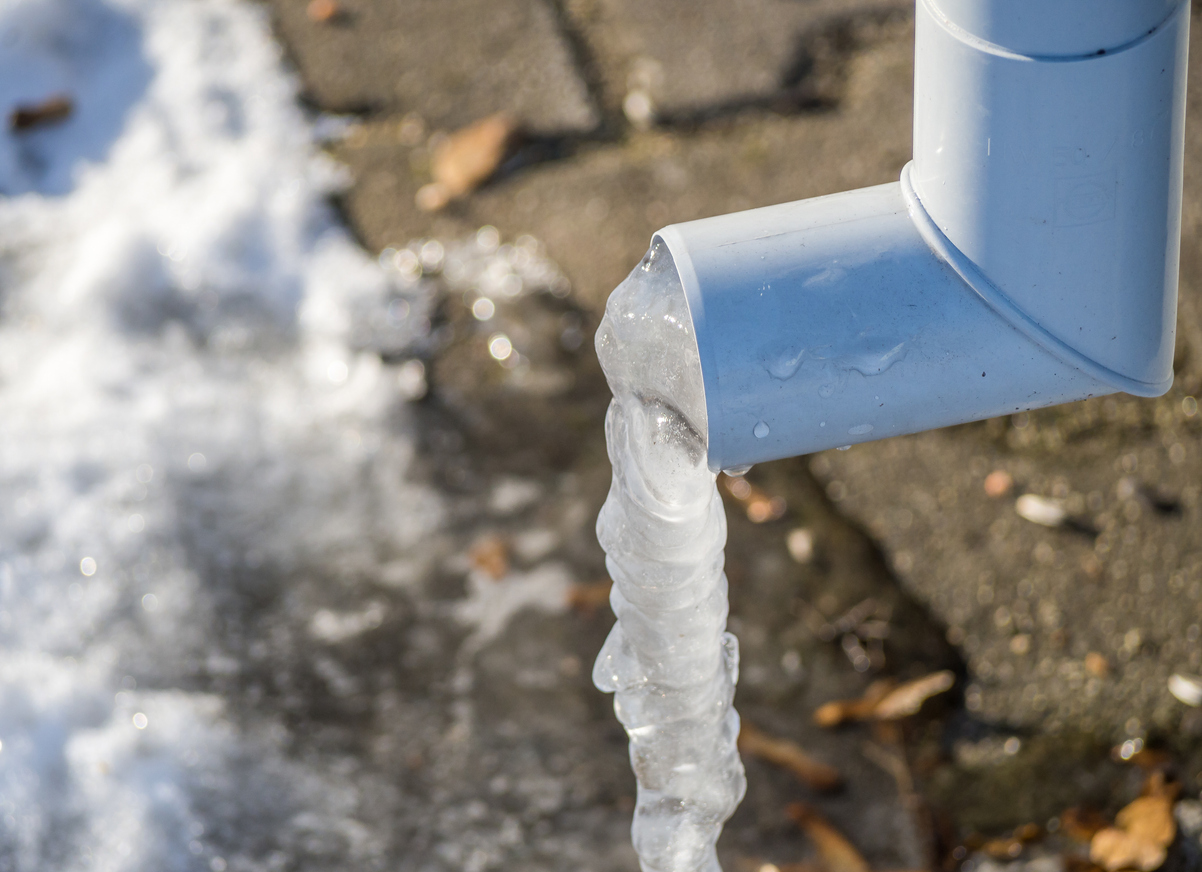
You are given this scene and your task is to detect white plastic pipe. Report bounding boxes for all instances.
[656,0,1190,472]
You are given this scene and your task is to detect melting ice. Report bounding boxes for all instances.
[594,241,746,872]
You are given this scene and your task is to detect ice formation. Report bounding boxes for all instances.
[594,241,746,872]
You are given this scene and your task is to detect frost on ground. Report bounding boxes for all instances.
[0,0,586,870]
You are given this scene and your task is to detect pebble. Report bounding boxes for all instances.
[1085,652,1110,678]
[1175,799,1202,840]
[984,469,1014,497]
[306,0,341,23]
[786,527,814,563]
[1015,494,1066,527]
[1168,673,1202,707]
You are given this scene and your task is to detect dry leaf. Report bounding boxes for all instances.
[1140,770,1181,801]
[786,803,871,872]
[566,579,613,615]
[468,535,509,580]
[738,722,842,792]
[813,679,895,728]
[10,95,73,131]
[416,114,519,211]
[1090,827,1167,872]
[814,672,954,727]
[306,0,341,23]
[871,670,955,720]
[1089,794,1176,872]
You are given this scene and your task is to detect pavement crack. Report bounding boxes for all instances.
[540,0,626,138]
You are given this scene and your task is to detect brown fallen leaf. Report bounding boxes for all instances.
[813,671,955,727]
[468,535,509,580]
[786,803,871,872]
[306,0,342,23]
[566,579,613,615]
[1141,770,1181,800]
[813,679,896,728]
[871,671,956,720]
[738,722,843,792]
[1090,827,1167,872]
[10,95,73,132]
[1089,793,1176,872]
[416,113,519,211]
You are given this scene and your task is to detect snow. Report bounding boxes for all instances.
[0,0,570,868]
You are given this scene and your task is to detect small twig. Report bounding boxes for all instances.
[739,721,843,792]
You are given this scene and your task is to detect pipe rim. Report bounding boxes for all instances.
[921,0,1185,61]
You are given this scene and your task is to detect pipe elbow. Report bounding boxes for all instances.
[657,182,1112,471]
[653,0,1189,471]
[911,0,1189,391]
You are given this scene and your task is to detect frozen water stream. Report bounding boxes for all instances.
[594,242,746,872]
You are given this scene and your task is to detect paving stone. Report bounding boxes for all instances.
[562,0,911,122]
[327,13,915,309]
[267,0,598,132]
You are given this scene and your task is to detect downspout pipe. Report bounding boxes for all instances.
[655,0,1190,473]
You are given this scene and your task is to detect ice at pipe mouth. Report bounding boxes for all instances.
[594,240,746,872]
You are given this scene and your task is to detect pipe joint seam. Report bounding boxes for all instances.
[899,163,1172,399]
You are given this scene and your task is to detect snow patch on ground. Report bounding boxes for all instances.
[0,0,444,868]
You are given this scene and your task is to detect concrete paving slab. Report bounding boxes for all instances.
[327,13,915,309]
[267,0,598,133]
[561,0,911,123]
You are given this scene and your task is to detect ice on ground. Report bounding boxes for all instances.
[594,241,746,872]
[454,563,573,655]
